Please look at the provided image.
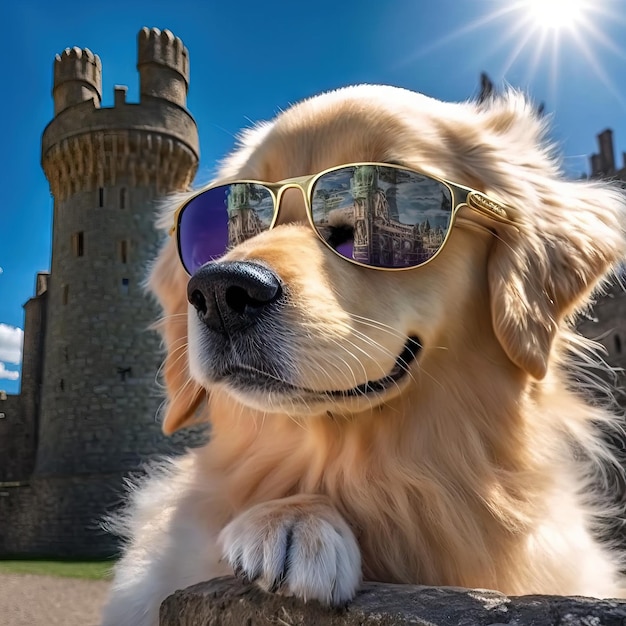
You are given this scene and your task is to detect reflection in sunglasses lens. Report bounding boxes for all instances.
[224,183,274,248]
[179,186,230,274]
[179,184,274,274]
[311,165,453,268]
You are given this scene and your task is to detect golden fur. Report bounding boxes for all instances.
[102,85,626,626]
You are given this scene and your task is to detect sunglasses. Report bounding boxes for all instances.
[171,162,516,275]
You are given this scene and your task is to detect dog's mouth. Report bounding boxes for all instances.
[327,335,421,397]
[219,336,422,399]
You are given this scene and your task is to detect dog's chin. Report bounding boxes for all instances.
[192,336,422,415]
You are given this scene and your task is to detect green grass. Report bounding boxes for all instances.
[0,559,114,580]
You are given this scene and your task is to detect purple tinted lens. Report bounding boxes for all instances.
[178,184,274,274]
[311,165,453,269]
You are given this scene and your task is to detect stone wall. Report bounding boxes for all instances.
[34,184,174,477]
[0,484,32,555]
[16,286,48,479]
[0,436,207,558]
[578,282,626,380]
[160,577,626,626]
[576,281,626,549]
[0,394,31,481]
[0,472,128,557]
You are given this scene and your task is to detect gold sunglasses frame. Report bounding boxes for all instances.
[170,162,517,274]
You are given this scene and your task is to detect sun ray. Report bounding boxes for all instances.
[397,0,626,118]
[501,21,540,77]
[463,14,534,80]
[576,19,626,61]
[522,27,550,87]
[393,4,520,68]
[569,29,626,109]
[547,30,560,109]
[500,0,626,113]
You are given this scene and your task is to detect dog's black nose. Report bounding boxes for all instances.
[187,261,283,334]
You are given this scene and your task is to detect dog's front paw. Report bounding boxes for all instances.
[219,495,361,605]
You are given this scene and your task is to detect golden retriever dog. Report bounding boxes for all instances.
[102,85,626,626]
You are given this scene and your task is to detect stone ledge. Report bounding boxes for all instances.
[159,576,626,626]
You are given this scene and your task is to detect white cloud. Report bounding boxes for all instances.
[0,323,23,364]
[0,362,19,381]
[0,266,4,274]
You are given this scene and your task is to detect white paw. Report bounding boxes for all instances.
[218,498,361,606]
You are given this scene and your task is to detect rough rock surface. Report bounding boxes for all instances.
[160,576,626,626]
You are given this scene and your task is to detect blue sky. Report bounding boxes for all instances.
[1,0,626,393]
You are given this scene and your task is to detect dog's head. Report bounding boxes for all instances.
[150,85,626,434]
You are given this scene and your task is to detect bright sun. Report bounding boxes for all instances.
[404,0,622,110]
[524,0,588,31]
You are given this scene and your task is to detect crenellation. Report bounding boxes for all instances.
[138,27,189,80]
[53,47,102,115]
[137,27,190,108]
[54,47,102,84]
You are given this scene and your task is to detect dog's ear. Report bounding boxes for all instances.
[161,341,206,435]
[488,180,625,379]
[148,238,208,435]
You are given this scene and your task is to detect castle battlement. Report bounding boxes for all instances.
[42,26,199,201]
[53,47,102,115]
[138,27,189,82]
[54,47,101,86]
[137,27,189,107]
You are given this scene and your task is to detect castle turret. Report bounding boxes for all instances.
[599,129,616,174]
[138,28,188,107]
[31,28,200,556]
[53,47,102,115]
[17,273,49,477]
[590,128,616,178]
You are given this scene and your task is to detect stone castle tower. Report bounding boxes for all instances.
[0,27,199,557]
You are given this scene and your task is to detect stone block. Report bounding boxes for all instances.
[159,577,626,626]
